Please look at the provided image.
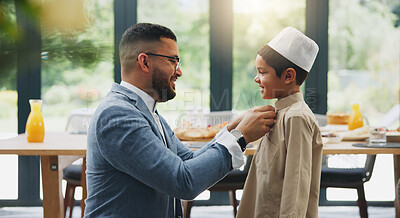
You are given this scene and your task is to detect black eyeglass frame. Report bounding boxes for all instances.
[145,52,181,71]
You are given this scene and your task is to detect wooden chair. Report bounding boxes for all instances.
[63,109,92,218]
[182,156,252,218]
[63,163,85,218]
[397,179,400,217]
[316,113,377,218]
[320,155,376,218]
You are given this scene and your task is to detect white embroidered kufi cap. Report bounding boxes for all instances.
[267,27,319,72]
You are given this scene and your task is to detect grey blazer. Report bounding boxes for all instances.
[84,83,232,218]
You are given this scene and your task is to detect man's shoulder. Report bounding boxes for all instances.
[91,94,142,126]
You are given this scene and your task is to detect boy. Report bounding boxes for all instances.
[237,27,323,218]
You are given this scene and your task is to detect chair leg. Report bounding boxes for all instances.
[64,183,77,218]
[356,185,368,218]
[64,184,70,216]
[229,190,238,217]
[69,198,75,218]
[182,200,194,218]
[81,157,87,218]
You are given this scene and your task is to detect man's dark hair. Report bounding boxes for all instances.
[119,23,177,70]
[258,45,308,85]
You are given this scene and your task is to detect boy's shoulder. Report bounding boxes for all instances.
[285,100,311,115]
[282,100,316,124]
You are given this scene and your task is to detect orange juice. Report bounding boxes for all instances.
[26,99,45,142]
[348,104,363,130]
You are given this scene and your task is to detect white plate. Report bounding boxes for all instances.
[323,136,344,143]
[320,124,349,132]
[342,134,369,141]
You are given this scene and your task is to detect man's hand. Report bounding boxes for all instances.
[227,112,246,132]
[235,105,276,143]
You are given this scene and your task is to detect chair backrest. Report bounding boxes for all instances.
[379,104,400,128]
[66,108,95,134]
[397,179,400,209]
[363,155,376,182]
[177,110,236,128]
[243,155,253,172]
[314,114,327,127]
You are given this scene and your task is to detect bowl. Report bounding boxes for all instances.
[326,135,344,143]
[321,132,343,144]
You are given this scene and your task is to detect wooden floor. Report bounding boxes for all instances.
[0,206,395,218]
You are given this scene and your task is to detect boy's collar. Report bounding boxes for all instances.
[274,91,304,111]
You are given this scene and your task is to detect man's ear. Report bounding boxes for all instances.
[137,53,150,73]
[283,68,296,84]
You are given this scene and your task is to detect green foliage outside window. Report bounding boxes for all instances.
[0,0,399,128]
[138,0,210,116]
[328,0,400,126]
[232,0,306,110]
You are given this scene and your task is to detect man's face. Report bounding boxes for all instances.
[150,38,182,102]
[152,65,177,102]
[254,54,285,99]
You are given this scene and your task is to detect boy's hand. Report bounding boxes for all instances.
[234,105,276,143]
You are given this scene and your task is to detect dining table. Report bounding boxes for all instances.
[0,132,87,218]
[0,132,399,218]
[244,140,400,218]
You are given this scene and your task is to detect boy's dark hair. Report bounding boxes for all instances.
[119,23,177,68]
[258,45,308,85]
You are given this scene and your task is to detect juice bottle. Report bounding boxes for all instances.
[26,99,45,142]
[348,103,363,130]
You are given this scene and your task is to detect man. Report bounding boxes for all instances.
[84,23,276,218]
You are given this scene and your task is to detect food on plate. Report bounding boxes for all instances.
[386,127,400,133]
[212,121,230,128]
[321,131,343,143]
[326,112,349,125]
[174,123,228,141]
[321,132,338,137]
[342,125,369,141]
[347,126,369,135]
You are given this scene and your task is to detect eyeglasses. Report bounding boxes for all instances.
[145,52,181,71]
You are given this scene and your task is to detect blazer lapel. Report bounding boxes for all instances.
[110,83,166,146]
[157,112,177,154]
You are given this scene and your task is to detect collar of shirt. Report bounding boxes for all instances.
[274,91,304,112]
[120,81,157,113]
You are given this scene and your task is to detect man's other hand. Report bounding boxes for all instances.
[235,105,276,143]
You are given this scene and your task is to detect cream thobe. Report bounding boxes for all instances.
[237,92,323,218]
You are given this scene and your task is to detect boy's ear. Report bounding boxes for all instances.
[283,68,296,84]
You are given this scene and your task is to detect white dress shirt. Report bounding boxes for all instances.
[120,81,244,169]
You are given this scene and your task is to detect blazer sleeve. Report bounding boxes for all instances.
[95,105,232,200]
[160,116,217,162]
[173,133,218,161]
[280,116,313,218]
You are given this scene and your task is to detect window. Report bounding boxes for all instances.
[138,0,210,128]
[0,1,18,200]
[40,0,114,132]
[327,0,399,201]
[232,0,306,111]
[39,0,114,200]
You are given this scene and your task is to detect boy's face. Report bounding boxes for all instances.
[254,54,286,99]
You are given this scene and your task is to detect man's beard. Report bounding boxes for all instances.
[152,66,176,102]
